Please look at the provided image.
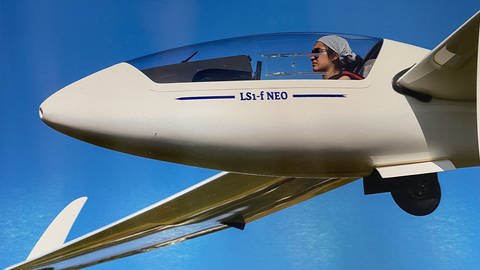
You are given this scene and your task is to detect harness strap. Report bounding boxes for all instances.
[329,71,363,80]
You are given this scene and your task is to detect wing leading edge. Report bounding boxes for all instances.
[6,172,356,270]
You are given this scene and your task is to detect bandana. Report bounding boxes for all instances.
[317,35,357,61]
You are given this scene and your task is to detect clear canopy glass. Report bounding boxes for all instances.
[127,33,383,83]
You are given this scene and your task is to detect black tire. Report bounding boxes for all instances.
[390,173,441,216]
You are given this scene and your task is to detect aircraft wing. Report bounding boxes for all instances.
[6,172,356,270]
[397,11,479,101]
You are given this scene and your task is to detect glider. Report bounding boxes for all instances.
[6,10,479,270]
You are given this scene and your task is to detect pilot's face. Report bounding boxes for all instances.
[310,41,333,72]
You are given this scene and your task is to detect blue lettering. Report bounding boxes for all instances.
[240,90,289,101]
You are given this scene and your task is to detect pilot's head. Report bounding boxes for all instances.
[310,35,357,73]
[310,41,338,73]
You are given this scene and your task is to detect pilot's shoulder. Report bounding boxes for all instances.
[341,71,363,80]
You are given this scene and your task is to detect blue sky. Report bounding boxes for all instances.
[1,1,480,269]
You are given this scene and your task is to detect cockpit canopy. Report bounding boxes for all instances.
[128,33,383,83]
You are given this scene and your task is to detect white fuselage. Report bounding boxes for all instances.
[39,39,479,177]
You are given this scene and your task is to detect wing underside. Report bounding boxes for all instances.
[7,172,356,270]
[397,11,479,101]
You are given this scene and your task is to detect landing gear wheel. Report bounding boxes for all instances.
[390,173,441,216]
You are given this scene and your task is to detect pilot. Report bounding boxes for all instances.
[310,35,363,80]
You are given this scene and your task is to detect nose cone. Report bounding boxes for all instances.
[38,88,70,128]
[38,105,44,121]
[38,62,153,141]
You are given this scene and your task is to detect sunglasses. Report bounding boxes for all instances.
[311,48,328,59]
